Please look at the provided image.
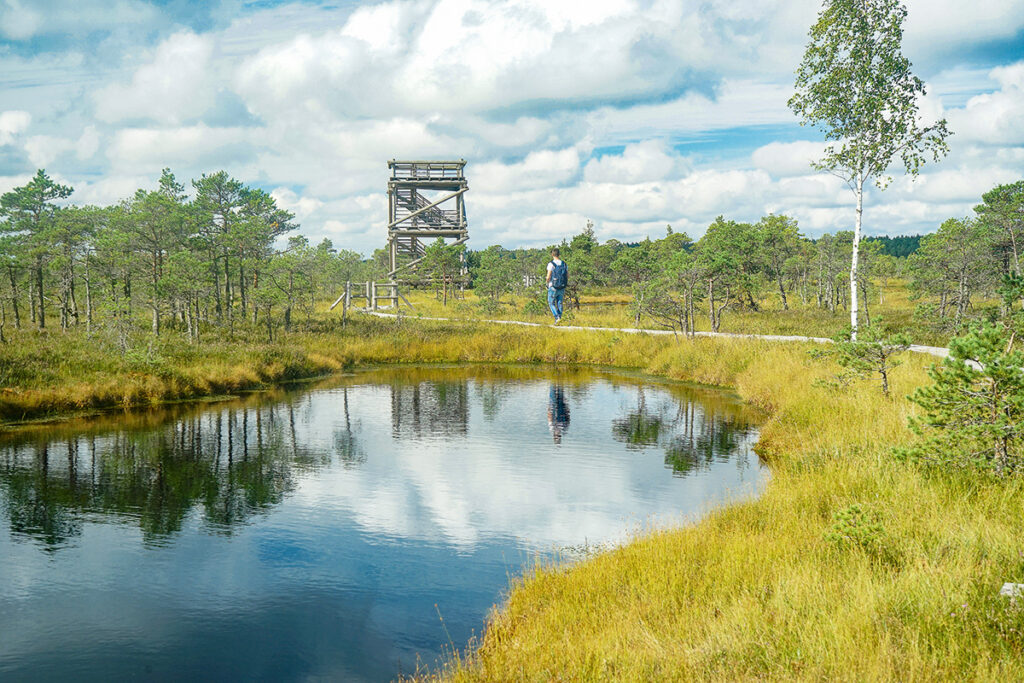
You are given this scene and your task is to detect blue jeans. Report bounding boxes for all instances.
[547,287,564,320]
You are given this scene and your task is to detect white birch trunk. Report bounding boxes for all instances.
[850,171,864,340]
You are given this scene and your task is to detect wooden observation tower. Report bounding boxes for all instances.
[387,159,468,279]
[330,159,468,315]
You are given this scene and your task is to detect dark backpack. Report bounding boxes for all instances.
[550,260,568,289]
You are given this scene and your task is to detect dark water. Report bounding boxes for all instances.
[0,366,764,682]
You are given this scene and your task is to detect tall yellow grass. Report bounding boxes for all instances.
[2,315,1021,680]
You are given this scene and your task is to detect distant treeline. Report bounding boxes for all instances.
[617,234,922,258]
[864,235,922,258]
[464,182,1023,335]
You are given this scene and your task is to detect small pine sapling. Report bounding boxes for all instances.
[898,324,1024,476]
[825,319,912,396]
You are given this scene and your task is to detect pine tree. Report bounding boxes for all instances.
[832,320,912,397]
[900,324,1024,476]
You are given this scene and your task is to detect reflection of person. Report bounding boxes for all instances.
[545,248,568,324]
[547,384,571,444]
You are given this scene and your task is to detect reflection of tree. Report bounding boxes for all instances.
[2,443,83,550]
[611,386,757,477]
[474,381,507,422]
[611,411,663,448]
[390,381,469,438]
[0,400,333,550]
[611,388,663,448]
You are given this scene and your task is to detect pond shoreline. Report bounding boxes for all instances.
[3,316,1019,680]
[1,316,747,427]
[0,361,766,680]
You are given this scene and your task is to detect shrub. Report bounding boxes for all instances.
[523,293,548,317]
[824,503,887,557]
[831,320,912,397]
[897,324,1024,476]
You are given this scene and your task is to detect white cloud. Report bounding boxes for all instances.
[0,110,31,145]
[475,147,581,192]
[232,0,815,127]
[340,0,428,52]
[107,125,256,173]
[776,174,847,205]
[455,115,552,150]
[905,0,1024,52]
[0,173,33,196]
[889,166,1020,204]
[95,31,217,125]
[24,134,73,167]
[69,174,153,207]
[669,169,774,219]
[271,187,325,222]
[947,62,1024,146]
[751,140,826,178]
[76,126,100,160]
[22,125,102,168]
[583,141,686,184]
[1,0,159,40]
[0,0,41,40]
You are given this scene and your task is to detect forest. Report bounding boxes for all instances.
[3,167,1021,348]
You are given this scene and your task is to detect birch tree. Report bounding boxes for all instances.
[789,0,950,339]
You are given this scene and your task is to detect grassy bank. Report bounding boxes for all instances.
[393,279,957,347]
[419,321,1023,680]
[2,314,1022,679]
[300,319,1024,681]
[0,314,744,422]
[0,277,948,422]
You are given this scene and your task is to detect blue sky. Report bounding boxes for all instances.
[1,0,1023,254]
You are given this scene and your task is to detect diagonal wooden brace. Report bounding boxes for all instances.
[388,236,468,278]
[388,188,467,229]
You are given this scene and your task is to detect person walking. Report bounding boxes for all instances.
[546,248,568,324]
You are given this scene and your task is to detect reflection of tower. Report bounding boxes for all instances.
[390,382,469,438]
[334,387,365,468]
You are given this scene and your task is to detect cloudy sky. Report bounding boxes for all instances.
[1,0,1023,254]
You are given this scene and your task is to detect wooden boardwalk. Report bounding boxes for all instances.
[363,311,953,360]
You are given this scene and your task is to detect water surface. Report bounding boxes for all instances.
[0,366,764,681]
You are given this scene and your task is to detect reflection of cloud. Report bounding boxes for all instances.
[289,376,765,550]
[0,370,766,679]
[0,374,764,555]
